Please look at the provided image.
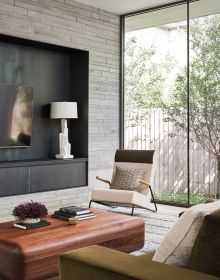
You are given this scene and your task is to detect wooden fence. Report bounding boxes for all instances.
[125,109,217,197]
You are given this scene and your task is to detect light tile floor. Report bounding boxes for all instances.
[94,202,185,253]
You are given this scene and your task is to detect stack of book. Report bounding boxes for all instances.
[53,206,95,221]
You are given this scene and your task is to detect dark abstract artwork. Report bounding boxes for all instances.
[0,84,33,147]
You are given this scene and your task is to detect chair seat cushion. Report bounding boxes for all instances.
[91,189,151,208]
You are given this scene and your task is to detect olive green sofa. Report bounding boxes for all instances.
[59,209,220,280]
[59,247,219,280]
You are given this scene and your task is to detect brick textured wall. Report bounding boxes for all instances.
[0,0,120,221]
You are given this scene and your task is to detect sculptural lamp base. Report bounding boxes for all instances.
[56,119,74,160]
[56,154,74,159]
[50,102,78,160]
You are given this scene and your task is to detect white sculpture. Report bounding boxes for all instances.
[56,119,73,159]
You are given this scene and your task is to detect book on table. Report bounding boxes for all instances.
[75,214,96,221]
[53,207,96,221]
[14,220,51,230]
[54,211,94,218]
[53,213,96,221]
[59,206,91,215]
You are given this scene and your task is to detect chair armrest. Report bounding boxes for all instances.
[96,176,111,185]
[59,246,219,280]
[138,179,150,187]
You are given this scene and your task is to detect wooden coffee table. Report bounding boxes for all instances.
[0,209,145,280]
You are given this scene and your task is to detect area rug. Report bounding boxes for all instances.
[97,206,179,255]
[131,208,179,255]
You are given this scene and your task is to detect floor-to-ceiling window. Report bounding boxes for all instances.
[189,0,220,204]
[122,0,220,206]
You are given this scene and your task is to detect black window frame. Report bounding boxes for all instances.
[119,0,204,207]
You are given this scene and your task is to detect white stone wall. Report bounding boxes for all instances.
[0,0,120,220]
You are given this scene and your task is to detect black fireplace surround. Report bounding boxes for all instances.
[0,35,88,197]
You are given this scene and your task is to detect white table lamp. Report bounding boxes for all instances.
[50,102,78,159]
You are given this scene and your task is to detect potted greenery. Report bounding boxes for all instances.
[12,201,48,224]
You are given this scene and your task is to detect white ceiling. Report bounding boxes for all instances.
[75,0,179,15]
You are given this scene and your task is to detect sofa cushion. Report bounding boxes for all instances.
[153,200,220,267]
[189,209,220,277]
[111,166,144,192]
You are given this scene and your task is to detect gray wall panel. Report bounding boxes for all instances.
[0,167,29,196]
[30,162,87,192]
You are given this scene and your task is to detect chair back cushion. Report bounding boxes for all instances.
[189,209,220,277]
[153,200,220,267]
[111,150,155,197]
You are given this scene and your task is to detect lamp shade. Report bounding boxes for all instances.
[50,102,78,119]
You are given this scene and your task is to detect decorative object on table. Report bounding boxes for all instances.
[50,101,78,159]
[68,217,79,225]
[52,206,95,222]
[12,200,48,225]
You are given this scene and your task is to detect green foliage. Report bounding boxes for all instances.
[164,15,220,159]
[125,37,174,127]
[154,192,209,205]
[163,15,220,197]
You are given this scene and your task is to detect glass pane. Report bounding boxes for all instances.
[124,4,188,204]
[189,0,220,204]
